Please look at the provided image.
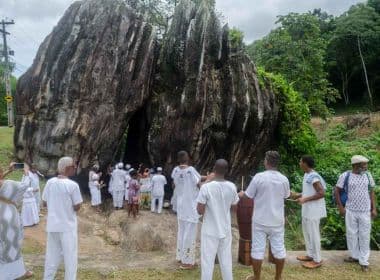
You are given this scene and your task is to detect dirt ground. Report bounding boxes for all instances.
[23,200,380,276]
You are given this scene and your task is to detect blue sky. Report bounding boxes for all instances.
[0,0,365,77]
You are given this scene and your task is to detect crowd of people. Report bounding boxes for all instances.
[0,150,377,280]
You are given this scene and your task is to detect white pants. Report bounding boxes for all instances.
[201,234,233,280]
[302,217,322,263]
[34,190,41,212]
[43,231,78,280]
[251,223,286,260]
[176,219,198,265]
[151,196,164,213]
[112,190,124,208]
[21,199,39,227]
[345,209,371,266]
[90,186,101,206]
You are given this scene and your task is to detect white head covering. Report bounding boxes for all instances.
[351,155,369,165]
[126,164,131,170]
[157,167,163,172]
[117,162,124,169]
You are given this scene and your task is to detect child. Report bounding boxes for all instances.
[127,170,140,218]
[21,186,40,227]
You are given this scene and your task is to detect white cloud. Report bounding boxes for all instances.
[0,0,365,77]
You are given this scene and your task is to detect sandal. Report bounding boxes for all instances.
[179,263,198,270]
[297,255,313,262]
[302,261,323,269]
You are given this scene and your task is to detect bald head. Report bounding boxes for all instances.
[214,159,229,176]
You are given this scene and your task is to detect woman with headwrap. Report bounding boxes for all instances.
[0,162,34,279]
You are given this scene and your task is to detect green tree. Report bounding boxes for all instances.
[328,3,380,106]
[248,13,338,117]
[368,0,380,13]
[229,27,245,51]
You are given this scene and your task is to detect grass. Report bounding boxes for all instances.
[27,264,380,280]
[0,126,24,180]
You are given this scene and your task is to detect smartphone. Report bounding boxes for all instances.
[14,163,25,170]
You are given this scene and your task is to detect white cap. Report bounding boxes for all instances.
[157,167,163,172]
[117,162,124,169]
[126,164,131,170]
[351,155,369,165]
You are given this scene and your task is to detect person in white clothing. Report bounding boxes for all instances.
[88,165,102,210]
[110,163,127,209]
[239,151,290,280]
[172,151,202,269]
[335,155,377,272]
[151,167,167,214]
[293,155,326,269]
[30,164,43,215]
[42,156,83,280]
[197,159,239,280]
[21,185,40,227]
[0,163,34,279]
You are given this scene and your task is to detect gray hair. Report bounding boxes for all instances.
[265,151,281,168]
[57,157,74,174]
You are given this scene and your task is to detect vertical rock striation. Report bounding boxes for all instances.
[14,0,279,181]
[149,0,279,177]
[14,0,157,174]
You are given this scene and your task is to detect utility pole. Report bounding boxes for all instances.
[0,19,15,127]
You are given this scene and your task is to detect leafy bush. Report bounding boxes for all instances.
[257,67,317,168]
[284,123,380,250]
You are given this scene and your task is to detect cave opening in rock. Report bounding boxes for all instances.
[120,103,152,168]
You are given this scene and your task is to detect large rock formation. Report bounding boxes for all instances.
[14,0,279,181]
[149,0,278,177]
[14,0,157,173]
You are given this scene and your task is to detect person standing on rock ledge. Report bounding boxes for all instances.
[239,151,290,280]
[42,157,83,280]
[172,151,202,270]
[197,159,239,280]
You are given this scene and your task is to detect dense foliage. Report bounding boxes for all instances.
[248,0,380,114]
[257,67,317,165]
[248,13,338,117]
[284,123,380,250]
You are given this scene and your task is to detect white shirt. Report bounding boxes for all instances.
[151,174,167,197]
[30,172,40,193]
[172,166,201,223]
[111,169,127,191]
[301,171,327,220]
[336,171,375,212]
[42,177,83,232]
[197,180,239,238]
[245,170,290,227]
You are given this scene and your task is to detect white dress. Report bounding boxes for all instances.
[21,187,40,227]
[0,178,30,279]
[88,172,101,206]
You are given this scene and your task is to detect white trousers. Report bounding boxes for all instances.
[345,209,371,266]
[90,186,101,206]
[112,190,124,208]
[176,219,198,265]
[251,223,286,260]
[43,231,78,280]
[302,217,322,263]
[34,190,41,212]
[151,195,164,213]
[201,233,233,280]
